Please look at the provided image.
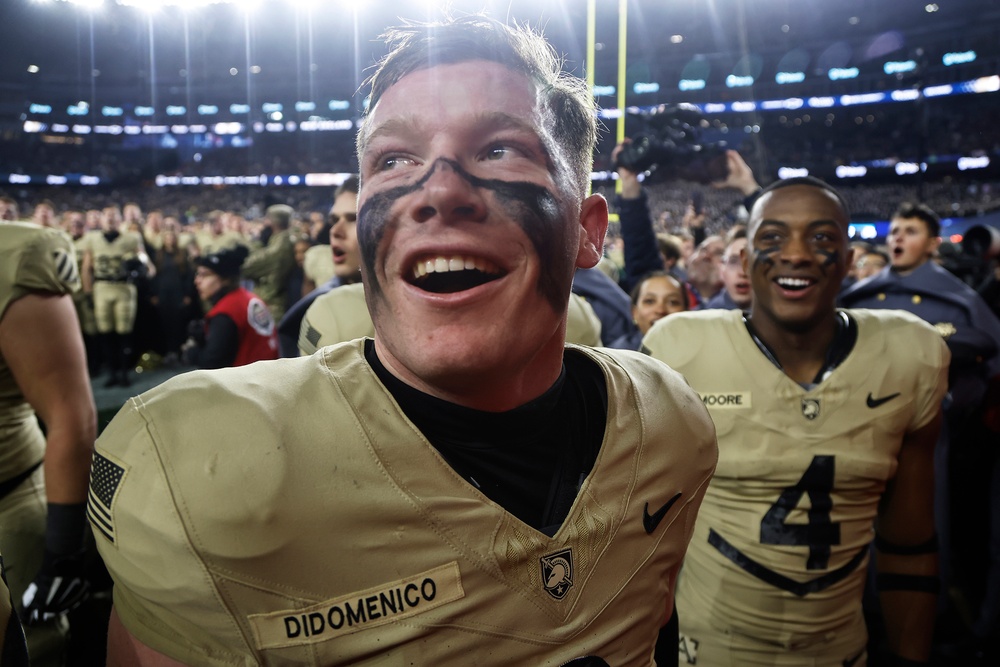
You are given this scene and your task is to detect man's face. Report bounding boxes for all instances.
[0,200,16,221]
[887,216,939,274]
[33,204,54,227]
[687,236,724,293]
[357,60,605,405]
[329,191,360,281]
[146,211,163,230]
[101,207,121,232]
[66,213,86,239]
[855,251,887,280]
[745,185,850,333]
[721,237,751,308]
[123,204,142,223]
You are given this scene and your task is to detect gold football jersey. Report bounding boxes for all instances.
[298,283,372,356]
[299,285,602,356]
[0,222,80,477]
[92,342,717,665]
[82,230,141,281]
[644,308,948,650]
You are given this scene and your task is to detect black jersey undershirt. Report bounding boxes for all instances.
[364,339,608,537]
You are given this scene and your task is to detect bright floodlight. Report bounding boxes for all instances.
[27,65,40,73]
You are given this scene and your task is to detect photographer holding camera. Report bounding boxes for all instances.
[611,111,760,304]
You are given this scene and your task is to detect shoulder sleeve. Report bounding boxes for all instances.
[641,312,712,369]
[91,397,253,665]
[298,286,374,355]
[23,230,80,295]
[1,229,80,320]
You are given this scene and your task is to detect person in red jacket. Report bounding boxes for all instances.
[184,246,278,368]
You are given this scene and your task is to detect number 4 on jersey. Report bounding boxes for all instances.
[760,455,840,570]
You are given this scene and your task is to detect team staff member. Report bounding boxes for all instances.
[80,210,155,388]
[183,246,278,369]
[93,16,717,665]
[0,222,96,666]
[645,177,948,666]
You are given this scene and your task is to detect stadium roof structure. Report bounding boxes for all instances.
[2,0,996,112]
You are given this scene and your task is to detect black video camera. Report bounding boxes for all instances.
[614,103,729,184]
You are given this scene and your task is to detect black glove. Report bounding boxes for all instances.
[21,549,90,625]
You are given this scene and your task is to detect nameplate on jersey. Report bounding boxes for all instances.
[699,392,751,409]
[248,561,465,649]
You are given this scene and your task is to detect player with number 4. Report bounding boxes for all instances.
[644,177,948,667]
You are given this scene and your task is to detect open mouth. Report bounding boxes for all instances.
[409,255,506,294]
[774,276,816,292]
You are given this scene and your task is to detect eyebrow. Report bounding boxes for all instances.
[757,219,844,231]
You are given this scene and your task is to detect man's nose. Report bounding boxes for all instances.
[408,159,488,224]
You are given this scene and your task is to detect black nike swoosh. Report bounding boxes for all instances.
[866,392,901,408]
[643,492,683,534]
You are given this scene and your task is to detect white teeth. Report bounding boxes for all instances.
[777,277,812,288]
[411,255,501,280]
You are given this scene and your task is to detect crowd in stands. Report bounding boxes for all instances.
[5,95,998,189]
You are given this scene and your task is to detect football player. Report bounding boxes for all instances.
[0,222,97,665]
[80,208,155,387]
[644,177,948,666]
[94,16,717,666]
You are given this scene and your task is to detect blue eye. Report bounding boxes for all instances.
[484,145,515,160]
[379,155,413,171]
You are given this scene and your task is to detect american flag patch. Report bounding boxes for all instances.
[88,452,125,544]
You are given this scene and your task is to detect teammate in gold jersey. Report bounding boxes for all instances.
[94,16,718,666]
[0,222,96,665]
[80,209,155,387]
[645,178,948,666]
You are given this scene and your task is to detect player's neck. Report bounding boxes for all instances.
[746,312,840,386]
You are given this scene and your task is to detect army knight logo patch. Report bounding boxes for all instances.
[801,398,820,420]
[540,548,574,600]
